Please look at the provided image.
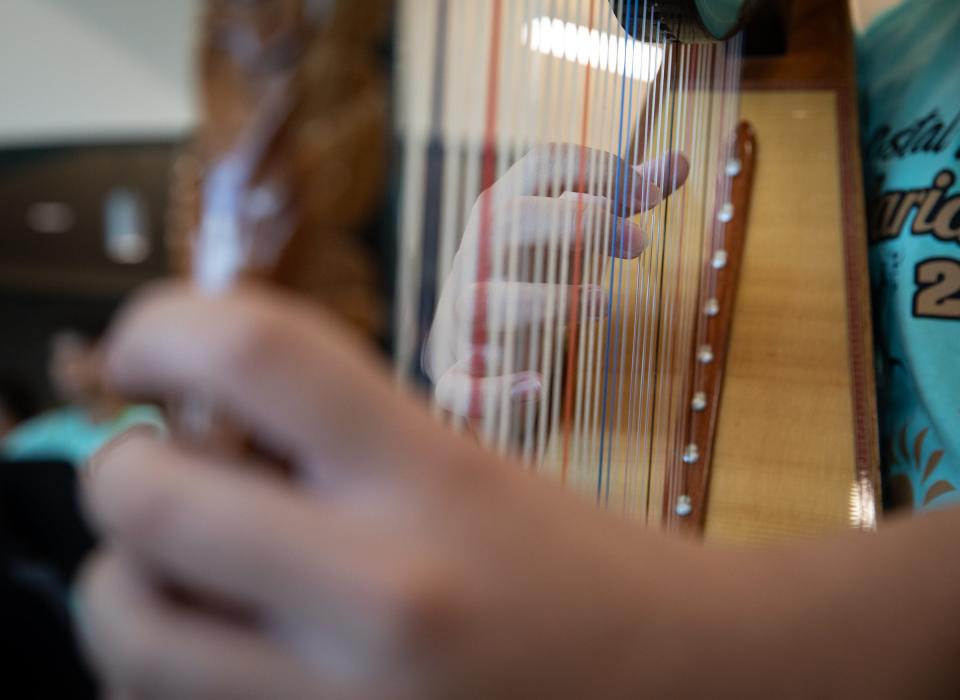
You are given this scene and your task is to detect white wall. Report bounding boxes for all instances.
[0,0,200,147]
[0,0,906,149]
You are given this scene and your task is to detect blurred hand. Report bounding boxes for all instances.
[424,144,689,417]
[77,283,960,700]
[78,283,714,700]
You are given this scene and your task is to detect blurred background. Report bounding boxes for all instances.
[0,0,198,416]
[0,3,201,694]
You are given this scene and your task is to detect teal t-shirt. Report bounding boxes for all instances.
[859,0,960,512]
[0,405,165,467]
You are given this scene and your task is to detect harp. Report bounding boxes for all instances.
[392,0,881,540]
[180,0,880,541]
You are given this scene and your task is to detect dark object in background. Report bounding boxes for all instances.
[0,143,179,413]
[0,460,96,579]
[0,460,98,698]
[0,569,97,699]
[743,0,791,57]
[0,377,36,426]
[0,376,36,442]
[0,143,174,296]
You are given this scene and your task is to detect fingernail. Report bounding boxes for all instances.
[614,219,647,257]
[633,173,663,209]
[510,376,542,402]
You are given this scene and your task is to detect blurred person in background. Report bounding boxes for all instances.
[0,330,163,467]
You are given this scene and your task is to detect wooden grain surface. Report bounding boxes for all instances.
[704,90,862,544]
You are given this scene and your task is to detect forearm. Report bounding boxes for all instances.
[672,511,960,698]
[461,459,960,699]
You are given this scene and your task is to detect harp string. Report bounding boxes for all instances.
[648,39,690,520]
[598,0,650,502]
[531,0,563,464]
[521,0,564,464]
[470,0,503,430]
[575,0,622,480]
[529,0,572,464]
[659,39,688,520]
[630,5,661,521]
[669,39,719,516]
[395,0,744,521]
[595,0,626,485]
[636,21,672,518]
[596,0,646,501]
[432,0,465,428]
[621,6,652,514]
[417,0,450,387]
[541,0,586,468]
[614,2,662,510]
[547,0,583,470]
[668,42,700,516]
[393,0,433,385]
[670,43,710,516]
[559,0,599,477]
[498,0,546,454]
[672,33,743,516]
[571,0,620,485]
[627,5,670,509]
[455,0,489,431]
[493,0,528,454]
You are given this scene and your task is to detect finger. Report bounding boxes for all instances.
[105,283,451,481]
[424,279,608,382]
[476,194,648,266]
[83,436,467,696]
[79,552,321,700]
[456,282,607,333]
[84,434,407,623]
[557,192,611,208]
[82,423,162,494]
[634,151,691,198]
[435,369,541,418]
[493,144,664,212]
[558,190,658,261]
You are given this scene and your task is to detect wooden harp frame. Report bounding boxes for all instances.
[702,0,881,541]
[585,0,881,538]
